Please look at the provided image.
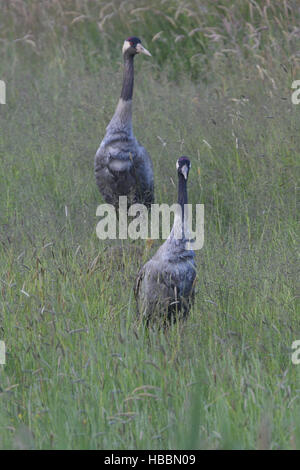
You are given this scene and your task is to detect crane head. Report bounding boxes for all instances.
[122,37,151,57]
[176,157,191,180]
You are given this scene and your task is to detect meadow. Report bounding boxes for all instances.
[0,0,299,449]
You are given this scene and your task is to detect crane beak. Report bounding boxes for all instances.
[136,43,151,56]
[181,164,189,180]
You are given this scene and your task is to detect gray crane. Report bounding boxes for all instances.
[94,37,154,209]
[135,157,196,325]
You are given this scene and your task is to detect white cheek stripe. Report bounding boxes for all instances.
[122,40,131,54]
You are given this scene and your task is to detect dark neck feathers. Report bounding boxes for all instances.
[120,54,134,101]
[178,173,188,214]
[177,173,188,239]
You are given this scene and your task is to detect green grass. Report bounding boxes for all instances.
[0,0,299,450]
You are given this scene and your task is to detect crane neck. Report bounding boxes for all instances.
[177,173,188,216]
[120,54,134,101]
[171,173,188,241]
[108,54,134,133]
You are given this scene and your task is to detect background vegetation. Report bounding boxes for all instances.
[0,0,299,449]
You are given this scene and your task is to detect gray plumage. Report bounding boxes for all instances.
[135,157,196,325]
[94,37,154,208]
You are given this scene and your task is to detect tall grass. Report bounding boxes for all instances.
[0,0,299,449]
[1,0,300,78]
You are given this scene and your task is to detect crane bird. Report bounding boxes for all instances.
[94,37,154,209]
[135,157,196,325]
